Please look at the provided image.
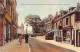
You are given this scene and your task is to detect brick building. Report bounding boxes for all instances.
[52,2,80,47]
[0,0,18,46]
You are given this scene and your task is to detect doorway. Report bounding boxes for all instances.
[76,30,80,47]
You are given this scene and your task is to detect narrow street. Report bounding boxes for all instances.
[29,38,76,52]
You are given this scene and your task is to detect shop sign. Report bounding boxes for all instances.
[5,13,12,23]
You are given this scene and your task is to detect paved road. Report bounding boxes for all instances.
[29,38,76,52]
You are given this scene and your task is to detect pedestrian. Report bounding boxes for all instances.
[19,34,23,45]
[25,34,29,43]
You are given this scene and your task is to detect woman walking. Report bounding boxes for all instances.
[19,35,23,44]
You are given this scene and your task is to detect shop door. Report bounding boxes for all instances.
[59,30,62,41]
[76,31,80,47]
[63,30,66,41]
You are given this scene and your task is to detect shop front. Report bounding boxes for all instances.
[58,25,63,42]
[59,30,63,42]
[62,25,73,44]
[65,29,71,43]
[0,15,4,46]
[52,30,59,41]
[6,20,10,42]
[63,29,73,44]
[5,13,12,42]
[76,30,80,47]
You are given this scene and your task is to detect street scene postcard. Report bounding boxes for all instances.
[0,0,80,52]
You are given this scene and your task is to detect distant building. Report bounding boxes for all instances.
[43,14,53,32]
[17,23,24,35]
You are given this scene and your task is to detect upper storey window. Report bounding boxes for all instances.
[66,18,68,25]
[75,12,80,21]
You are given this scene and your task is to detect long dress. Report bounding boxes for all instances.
[25,35,29,43]
[19,36,23,43]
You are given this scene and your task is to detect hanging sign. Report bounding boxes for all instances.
[5,13,12,23]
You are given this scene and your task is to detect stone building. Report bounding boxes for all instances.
[52,2,80,47]
[0,0,18,46]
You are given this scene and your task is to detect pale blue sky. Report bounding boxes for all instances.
[16,0,80,25]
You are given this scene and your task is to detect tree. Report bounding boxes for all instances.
[25,14,41,25]
[25,14,41,33]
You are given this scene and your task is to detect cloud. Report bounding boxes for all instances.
[26,6,30,9]
[17,8,25,12]
[19,8,25,11]
[53,5,57,9]
[44,5,49,8]
[18,19,24,26]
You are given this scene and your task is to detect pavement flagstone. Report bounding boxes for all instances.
[0,39,29,52]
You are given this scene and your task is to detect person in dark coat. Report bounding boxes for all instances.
[25,34,29,43]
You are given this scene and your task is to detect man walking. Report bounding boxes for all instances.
[25,34,29,43]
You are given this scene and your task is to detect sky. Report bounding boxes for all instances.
[16,0,80,33]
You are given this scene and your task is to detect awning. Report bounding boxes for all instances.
[63,25,73,30]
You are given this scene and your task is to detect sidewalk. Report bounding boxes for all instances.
[0,39,29,52]
[35,36,80,52]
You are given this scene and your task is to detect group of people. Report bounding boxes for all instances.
[19,34,29,44]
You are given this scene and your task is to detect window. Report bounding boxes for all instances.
[60,21,62,26]
[75,13,80,21]
[66,18,68,25]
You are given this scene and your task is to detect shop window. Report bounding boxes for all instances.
[66,18,68,25]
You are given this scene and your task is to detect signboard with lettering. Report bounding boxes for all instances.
[5,13,12,23]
